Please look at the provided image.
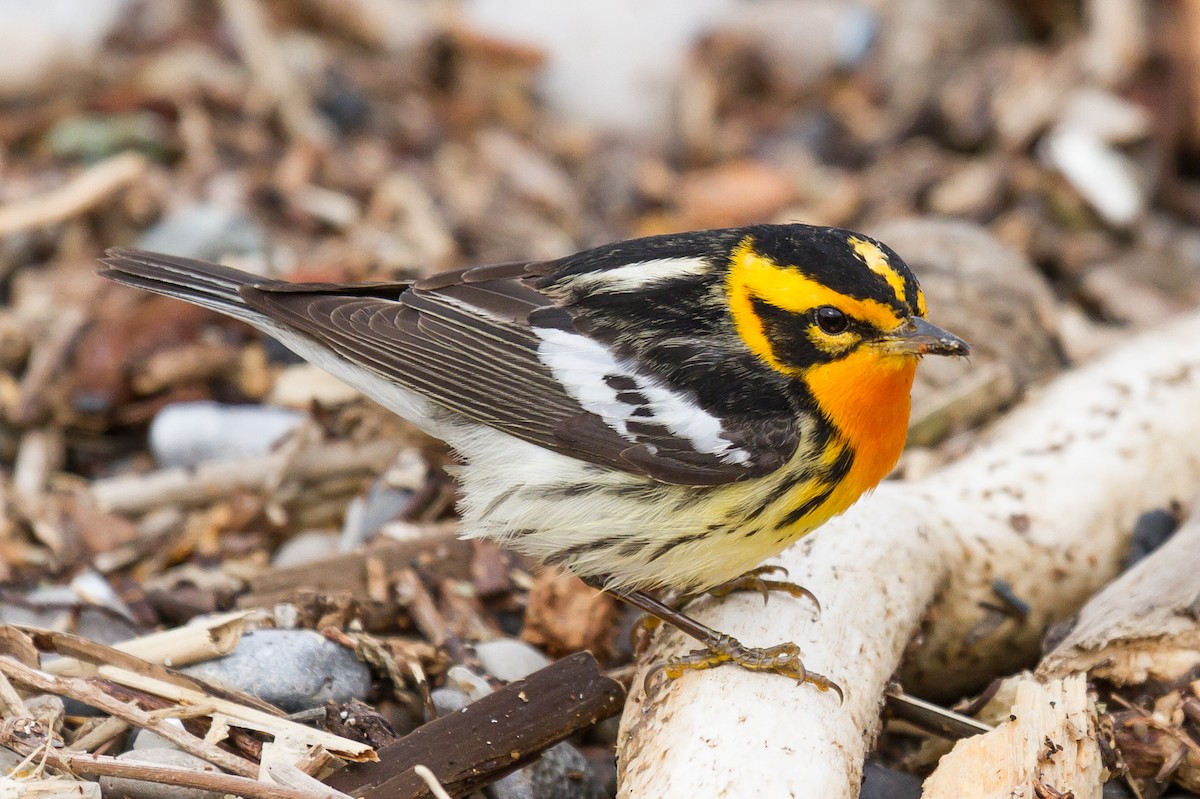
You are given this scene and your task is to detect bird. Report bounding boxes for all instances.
[100,223,969,693]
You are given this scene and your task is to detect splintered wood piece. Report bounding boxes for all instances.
[239,525,465,608]
[3,629,374,761]
[43,611,248,677]
[0,152,148,237]
[91,438,401,515]
[921,676,1102,799]
[0,655,260,778]
[1037,496,1200,685]
[326,652,625,799]
[0,777,101,799]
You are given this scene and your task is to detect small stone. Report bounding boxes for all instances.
[136,204,267,264]
[926,158,1006,219]
[181,629,370,712]
[99,749,224,799]
[492,742,605,799]
[272,530,341,568]
[149,402,305,469]
[430,687,470,716]
[0,746,23,775]
[1059,87,1151,145]
[1042,124,1146,228]
[131,722,184,751]
[475,639,552,683]
[0,573,138,647]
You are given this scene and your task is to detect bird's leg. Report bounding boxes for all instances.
[610,587,841,700]
[626,565,820,653]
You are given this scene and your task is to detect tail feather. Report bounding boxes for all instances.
[98,248,275,323]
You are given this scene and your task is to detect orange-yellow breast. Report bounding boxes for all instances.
[803,347,916,511]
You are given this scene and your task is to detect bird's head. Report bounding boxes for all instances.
[724,225,968,444]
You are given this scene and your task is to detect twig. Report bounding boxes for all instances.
[91,438,402,514]
[0,670,31,718]
[0,152,148,236]
[9,309,87,428]
[239,523,465,608]
[44,611,249,678]
[394,570,473,667]
[0,740,338,799]
[10,629,372,760]
[66,717,129,753]
[219,0,331,148]
[263,761,353,799]
[412,766,452,799]
[0,774,100,799]
[0,656,259,778]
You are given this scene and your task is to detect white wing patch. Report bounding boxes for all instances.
[566,257,711,294]
[535,327,750,464]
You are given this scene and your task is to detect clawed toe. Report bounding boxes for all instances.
[703,571,821,619]
[645,637,841,701]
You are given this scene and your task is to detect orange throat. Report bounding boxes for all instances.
[803,350,916,503]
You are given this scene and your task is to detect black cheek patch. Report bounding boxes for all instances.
[750,296,828,368]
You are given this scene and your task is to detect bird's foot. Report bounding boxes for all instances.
[703,565,821,615]
[646,635,842,701]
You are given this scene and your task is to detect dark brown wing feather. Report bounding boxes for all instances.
[101,248,798,485]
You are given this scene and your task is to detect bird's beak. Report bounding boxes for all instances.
[881,317,970,357]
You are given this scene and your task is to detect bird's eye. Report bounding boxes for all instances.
[815,306,849,334]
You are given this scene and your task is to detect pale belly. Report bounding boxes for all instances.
[449,421,871,593]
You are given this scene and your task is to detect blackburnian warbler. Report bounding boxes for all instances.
[101,224,968,693]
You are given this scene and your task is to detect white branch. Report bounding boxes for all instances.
[618,310,1200,798]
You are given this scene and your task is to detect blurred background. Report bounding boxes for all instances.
[1,1,1199,795]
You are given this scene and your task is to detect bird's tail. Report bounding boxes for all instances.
[98,248,274,324]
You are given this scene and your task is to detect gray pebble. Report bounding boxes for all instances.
[136,204,266,263]
[491,743,604,799]
[99,749,223,799]
[0,746,23,775]
[0,574,137,648]
[272,530,341,568]
[130,722,184,751]
[430,687,469,717]
[180,629,370,712]
[150,402,304,469]
[475,639,551,683]
[341,481,415,547]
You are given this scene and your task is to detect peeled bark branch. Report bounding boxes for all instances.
[618,310,1200,798]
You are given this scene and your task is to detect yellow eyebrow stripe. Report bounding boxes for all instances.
[727,236,902,334]
[848,236,908,307]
